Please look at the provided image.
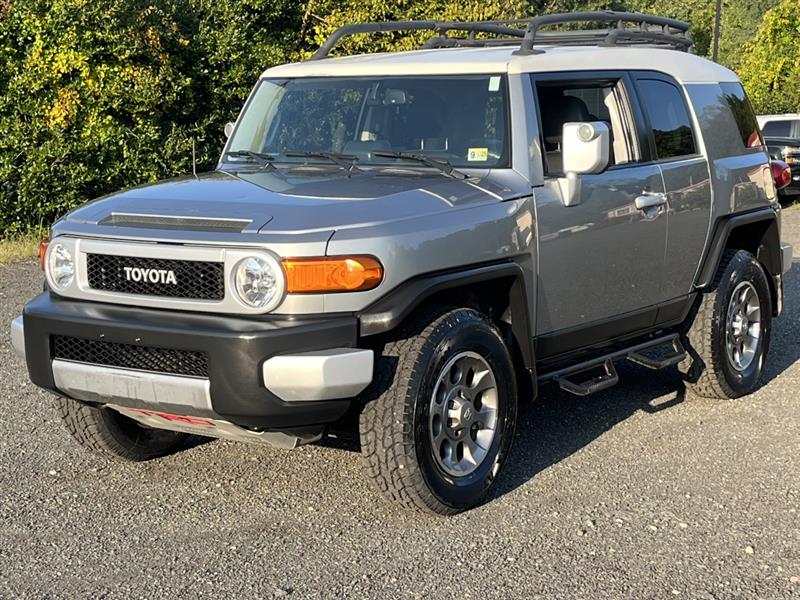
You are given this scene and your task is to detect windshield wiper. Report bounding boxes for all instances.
[224,150,277,170]
[372,151,468,180]
[284,151,360,173]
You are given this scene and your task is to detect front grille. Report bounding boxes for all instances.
[52,336,209,378]
[86,254,224,300]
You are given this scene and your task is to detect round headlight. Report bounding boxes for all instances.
[233,255,283,310]
[48,243,74,289]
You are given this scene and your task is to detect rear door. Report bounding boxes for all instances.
[632,74,712,303]
[531,72,669,352]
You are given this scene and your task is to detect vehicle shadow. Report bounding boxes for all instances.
[762,259,800,382]
[492,261,799,502]
[490,364,687,501]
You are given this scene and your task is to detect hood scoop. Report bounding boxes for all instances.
[99,213,254,233]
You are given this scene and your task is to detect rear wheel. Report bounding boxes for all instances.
[58,398,189,461]
[360,308,518,515]
[680,250,772,399]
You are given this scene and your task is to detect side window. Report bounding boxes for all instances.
[535,79,637,176]
[637,79,697,160]
[762,120,793,137]
[719,82,763,149]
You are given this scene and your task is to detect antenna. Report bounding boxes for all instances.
[192,138,197,178]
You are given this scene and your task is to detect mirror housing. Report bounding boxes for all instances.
[558,122,611,207]
[224,122,235,139]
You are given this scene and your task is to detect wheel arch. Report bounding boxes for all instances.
[358,262,535,393]
[696,207,782,313]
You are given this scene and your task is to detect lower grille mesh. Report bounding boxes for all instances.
[52,336,209,378]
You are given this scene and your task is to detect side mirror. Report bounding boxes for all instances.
[558,122,611,207]
[224,122,235,139]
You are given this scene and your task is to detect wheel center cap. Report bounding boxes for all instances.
[462,406,473,422]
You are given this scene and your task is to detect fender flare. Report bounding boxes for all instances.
[358,261,534,370]
[695,207,782,289]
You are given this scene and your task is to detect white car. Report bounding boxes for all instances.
[758,114,800,138]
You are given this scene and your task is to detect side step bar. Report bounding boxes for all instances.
[539,334,687,397]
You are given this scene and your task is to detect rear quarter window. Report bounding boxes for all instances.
[719,83,764,149]
[637,79,697,160]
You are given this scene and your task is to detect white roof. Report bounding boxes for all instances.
[263,45,738,85]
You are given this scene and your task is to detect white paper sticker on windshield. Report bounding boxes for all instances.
[488,76,501,92]
[468,148,489,162]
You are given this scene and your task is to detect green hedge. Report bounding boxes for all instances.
[0,0,301,234]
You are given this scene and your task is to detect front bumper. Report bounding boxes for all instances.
[14,293,373,431]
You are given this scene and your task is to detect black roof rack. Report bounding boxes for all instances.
[309,11,692,61]
[309,20,527,60]
[514,11,692,55]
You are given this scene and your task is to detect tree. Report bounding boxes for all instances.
[718,0,779,68]
[0,0,303,233]
[738,0,800,114]
[306,0,533,56]
[0,0,200,233]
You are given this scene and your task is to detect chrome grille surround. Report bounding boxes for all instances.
[44,237,286,315]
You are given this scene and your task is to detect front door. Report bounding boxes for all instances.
[530,73,669,356]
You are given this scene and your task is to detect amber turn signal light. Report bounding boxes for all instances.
[282,256,383,293]
[39,240,49,271]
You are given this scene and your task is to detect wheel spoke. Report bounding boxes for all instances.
[475,407,497,430]
[746,303,760,319]
[740,285,752,307]
[475,428,494,451]
[462,435,481,466]
[468,369,495,398]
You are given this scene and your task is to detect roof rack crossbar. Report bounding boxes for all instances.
[514,11,691,55]
[310,20,526,60]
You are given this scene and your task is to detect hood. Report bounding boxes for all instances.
[61,168,528,236]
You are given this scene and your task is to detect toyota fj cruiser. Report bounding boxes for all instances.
[10,12,794,514]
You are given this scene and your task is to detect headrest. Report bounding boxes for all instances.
[542,95,591,144]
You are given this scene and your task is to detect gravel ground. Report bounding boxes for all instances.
[1,208,799,600]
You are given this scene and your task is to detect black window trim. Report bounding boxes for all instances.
[631,72,702,164]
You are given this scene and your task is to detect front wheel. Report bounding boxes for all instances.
[58,398,190,461]
[360,308,518,515]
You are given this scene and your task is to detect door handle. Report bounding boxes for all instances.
[635,192,667,210]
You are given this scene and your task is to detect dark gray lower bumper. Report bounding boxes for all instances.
[18,293,370,430]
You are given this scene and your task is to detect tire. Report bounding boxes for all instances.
[360,308,518,515]
[58,398,189,461]
[680,249,772,399]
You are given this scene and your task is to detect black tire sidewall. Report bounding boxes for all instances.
[714,252,772,396]
[411,316,517,510]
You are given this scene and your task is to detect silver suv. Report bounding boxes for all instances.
[10,12,794,514]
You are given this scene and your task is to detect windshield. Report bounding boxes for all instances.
[226,75,510,169]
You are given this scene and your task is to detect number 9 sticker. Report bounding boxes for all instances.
[467,148,489,162]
